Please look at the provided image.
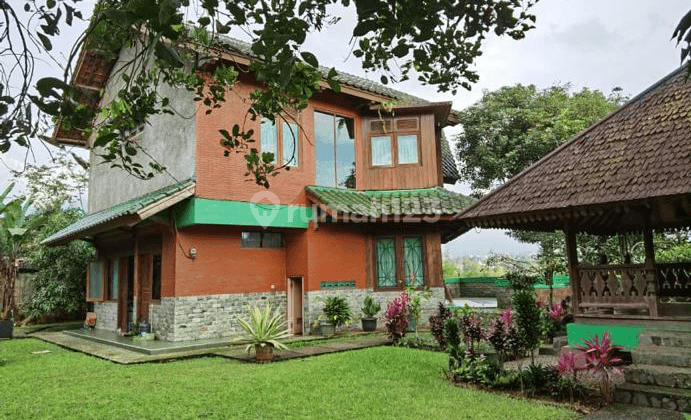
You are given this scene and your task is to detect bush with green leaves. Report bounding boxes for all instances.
[518,363,559,395]
[321,296,352,327]
[24,208,94,321]
[451,354,500,387]
[361,296,381,318]
[512,288,542,361]
[429,302,452,349]
[235,304,291,353]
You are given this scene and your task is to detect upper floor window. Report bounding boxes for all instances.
[369,118,420,167]
[315,111,356,188]
[261,118,299,167]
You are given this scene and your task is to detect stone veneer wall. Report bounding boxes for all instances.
[303,287,445,335]
[150,292,286,342]
[93,302,118,332]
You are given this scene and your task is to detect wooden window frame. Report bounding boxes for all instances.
[260,117,302,169]
[374,235,426,290]
[86,259,107,302]
[367,117,422,169]
[313,108,358,189]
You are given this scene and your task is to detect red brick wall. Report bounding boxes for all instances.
[304,224,367,292]
[194,76,361,205]
[173,225,287,296]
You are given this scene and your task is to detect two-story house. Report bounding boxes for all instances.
[44,36,473,341]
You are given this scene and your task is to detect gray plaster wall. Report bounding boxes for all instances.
[93,301,118,332]
[88,46,197,213]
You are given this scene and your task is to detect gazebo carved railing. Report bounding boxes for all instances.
[657,263,691,299]
[575,262,691,317]
[576,264,657,316]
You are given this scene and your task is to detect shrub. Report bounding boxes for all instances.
[460,313,483,356]
[555,351,586,403]
[512,288,542,362]
[519,363,559,395]
[451,354,500,387]
[322,296,352,327]
[361,296,381,318]
[429,302,452,349]
[384,292,409,341]
[396,334,438,350]
[576,330,623,403]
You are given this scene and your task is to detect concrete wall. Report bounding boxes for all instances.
[88,46,197,213]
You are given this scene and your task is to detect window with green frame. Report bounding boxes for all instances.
[375,236,425,288]
[376,238,397,287]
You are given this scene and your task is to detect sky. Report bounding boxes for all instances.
[1,0,689,257]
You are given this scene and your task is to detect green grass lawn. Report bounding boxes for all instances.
[0,339,578,420]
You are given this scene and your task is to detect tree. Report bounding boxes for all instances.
[2,0,538,187]
[456,84,623,196]
[24,208,93,321]
[673,9,691,76]
[455,84,624,298]
[0,184,39,320]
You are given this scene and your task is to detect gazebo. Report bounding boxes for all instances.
[453,66,691,349]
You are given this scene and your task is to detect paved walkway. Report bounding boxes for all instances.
[30,331,389,364]
[578,404,686,419]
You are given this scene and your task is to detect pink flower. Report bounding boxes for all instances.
[549,304,565,321]
[555,351,586,376]
[501,308,512,326]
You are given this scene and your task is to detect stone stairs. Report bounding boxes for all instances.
[614,329,691,412]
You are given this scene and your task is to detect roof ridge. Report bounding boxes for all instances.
[456,66,688,219]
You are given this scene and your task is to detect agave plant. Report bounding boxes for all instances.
[236,304,291,359]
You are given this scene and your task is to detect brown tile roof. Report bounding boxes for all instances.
[457,67,691,230]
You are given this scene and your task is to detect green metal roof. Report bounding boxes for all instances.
[42,179,195,245]
[305,186,474,219]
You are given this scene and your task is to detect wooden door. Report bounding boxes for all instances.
[117,258,128,331]
[287,277,304,335]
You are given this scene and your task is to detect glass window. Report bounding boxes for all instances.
[260,118,278,160]
[109,258,119,301]
[315,111,356,188]
[242,232,283,248]
[371,135,393,166]
[397,134,419,164]
[335,117,356,188]
[282,122,299,166]
[403,237,424,287]
[241,232,262,248]
[376,238,397,288]
[262,232,283,248]
[87,260,104,301]
[152,255,161,300]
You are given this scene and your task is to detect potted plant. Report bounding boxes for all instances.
[405,286,431,333]
[320,296,352,337]
[236,304,291,362]
[360,296,381,332]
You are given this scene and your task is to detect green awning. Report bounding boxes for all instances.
[42,179,195,245]
[305,185,474,219]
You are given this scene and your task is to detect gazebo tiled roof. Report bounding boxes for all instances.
[455,66,691,235]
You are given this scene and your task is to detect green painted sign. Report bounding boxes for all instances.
[567,323,644,351]
[176,198,313,229]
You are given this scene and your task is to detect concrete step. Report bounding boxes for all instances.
[633,345,691,368]
[640,331,691,348]
[614,382,691,412]
[625,364,691,389]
